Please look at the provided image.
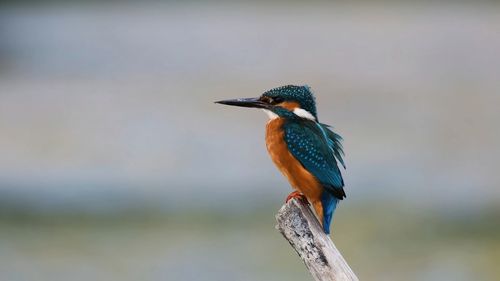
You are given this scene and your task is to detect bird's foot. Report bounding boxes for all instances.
[286,191,309,205]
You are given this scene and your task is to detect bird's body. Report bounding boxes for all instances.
[265,117,327,226]
[216,85,346,234]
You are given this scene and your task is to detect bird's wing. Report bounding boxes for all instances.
[319,123,346,169]
[284,120,346,199]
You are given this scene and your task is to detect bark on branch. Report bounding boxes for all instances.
[275,198,359,281]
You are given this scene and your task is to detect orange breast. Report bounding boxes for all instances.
[265,118,324,223]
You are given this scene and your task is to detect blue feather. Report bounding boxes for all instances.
[319,123,346,169]
[284,120,345,198]
[321,191,338,234]
[284,118,345,234]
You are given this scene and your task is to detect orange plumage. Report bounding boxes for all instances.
[265,117,325,226]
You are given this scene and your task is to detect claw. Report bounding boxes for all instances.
[286,191,309,205]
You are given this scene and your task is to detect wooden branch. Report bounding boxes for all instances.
[275,198,359,281]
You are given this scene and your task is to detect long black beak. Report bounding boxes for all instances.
[215,97,269,109]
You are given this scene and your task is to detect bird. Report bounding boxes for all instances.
[215,85,346,234]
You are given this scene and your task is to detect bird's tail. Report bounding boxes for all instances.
[321,191,339,234]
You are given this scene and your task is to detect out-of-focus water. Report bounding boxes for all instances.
[0,2,499,280]
[1,204,499,281]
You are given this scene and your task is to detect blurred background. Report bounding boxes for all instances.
[0,1,499,280]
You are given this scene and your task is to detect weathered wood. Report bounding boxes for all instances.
[275,198,359,281]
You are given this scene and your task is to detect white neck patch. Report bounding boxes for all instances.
[293,108,316,121]
[262,109,279,120]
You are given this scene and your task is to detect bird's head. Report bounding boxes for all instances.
[215,85,318,121]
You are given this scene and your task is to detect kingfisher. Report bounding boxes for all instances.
[215,85,346,234]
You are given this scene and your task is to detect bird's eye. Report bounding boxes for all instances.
[272,97,284,104]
